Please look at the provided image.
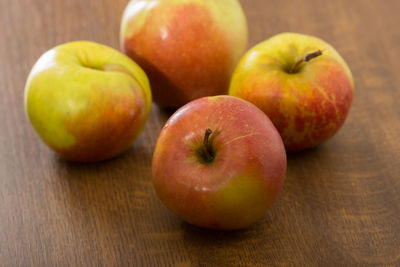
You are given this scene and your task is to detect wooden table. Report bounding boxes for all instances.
[1,0,399,266]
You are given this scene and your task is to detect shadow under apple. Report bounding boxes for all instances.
[49,137,156,264]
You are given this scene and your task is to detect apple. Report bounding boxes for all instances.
[229,32,354,152]
[152,95,286,230]
[120,0,248,109]
[24,41,152,162]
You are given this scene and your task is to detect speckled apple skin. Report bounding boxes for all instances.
[229,33,354,152]
[24,41,152,162]
[152,96,286,230]
[120,0,248,108]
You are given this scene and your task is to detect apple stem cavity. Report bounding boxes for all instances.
[203,128,214,163]
[290,49,323,73]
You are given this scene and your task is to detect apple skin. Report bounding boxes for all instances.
[229,32,354,152]
[24,41,152,162]
[152,96,286,230]
[120,0,248,108]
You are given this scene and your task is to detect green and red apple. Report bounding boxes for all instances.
[152,95,286,230]
[229,32,354,152]
[120,0,248,108]
[24,41,152,162]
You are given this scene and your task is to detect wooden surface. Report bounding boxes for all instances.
[1,0,400,266]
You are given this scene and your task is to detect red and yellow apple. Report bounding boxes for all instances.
[24,41,152,162]
[120,0,248,108]
[152,96,286,230]
[229,32,354,152]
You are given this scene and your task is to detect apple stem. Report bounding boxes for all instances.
[203,128,214,162]
[290,49,323,73]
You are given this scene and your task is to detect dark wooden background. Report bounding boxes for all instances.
[1,0,400,266]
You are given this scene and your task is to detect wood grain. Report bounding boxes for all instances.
[1,0,400,266]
